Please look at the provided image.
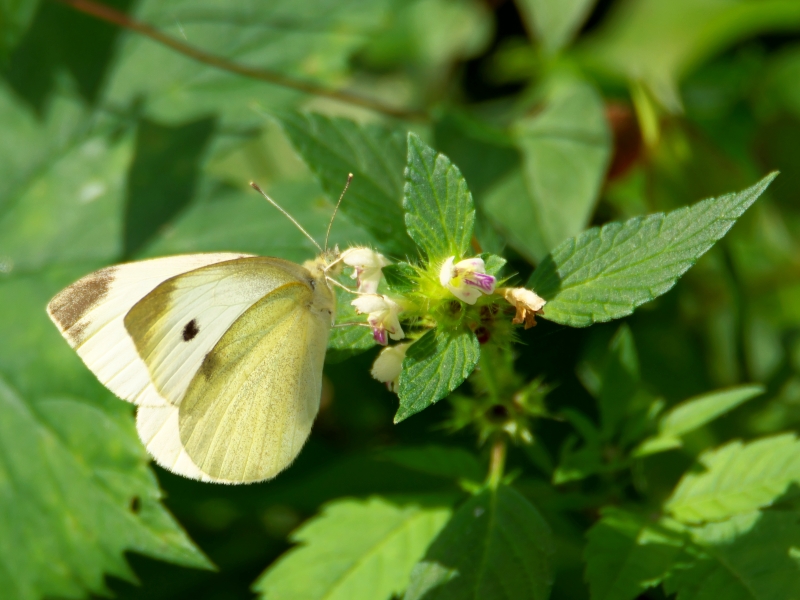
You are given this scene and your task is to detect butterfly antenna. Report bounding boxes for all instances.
[325,173,353,252]
[250,182,322,252]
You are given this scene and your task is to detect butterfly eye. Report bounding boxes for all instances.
[182,319,199,341]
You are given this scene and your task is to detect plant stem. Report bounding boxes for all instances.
[487,436,507,489]
[52,0,426,121]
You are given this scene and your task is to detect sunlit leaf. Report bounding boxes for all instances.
[635,385,764,457]
[664,510,800,600]
[254,496,451,600]
[666,434,800,523]
[0,378,212,600]
[528,173,777,327]
[404,132,475,261]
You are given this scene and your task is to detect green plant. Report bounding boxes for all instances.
[2,1,800,599]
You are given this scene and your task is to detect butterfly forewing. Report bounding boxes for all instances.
[123,257,313,407]
[47,253,249,407]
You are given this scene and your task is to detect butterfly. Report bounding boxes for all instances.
[47,180,352,484]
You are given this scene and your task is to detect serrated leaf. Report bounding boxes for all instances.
[584,508,684,600]
[634,385,764,457]
[528,173,777,327]
[395,328,480,423]
[486,76,610,262]
[664,510,800,600]
[383,262,418,294]
[666,434,800,524]
[253,496,451,600]
[403,133,476,261]
[515,0,595,54]
[277,112,413,255]
[405,484,553,600]
[380,445,483,483]
[0,378,212,600]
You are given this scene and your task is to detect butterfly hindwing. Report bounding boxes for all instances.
[47,253,249,407]
[176,280,330,483]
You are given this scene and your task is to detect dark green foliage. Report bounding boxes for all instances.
[125,117,216,257]
[405,485,554,600]
[3,1,800,599]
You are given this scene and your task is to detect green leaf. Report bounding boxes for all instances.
[581,0,800,111]
[0,89,211,593]
[666,434,800,524]
[395,328,480,423]
[253,496,451,600]
[486,76,610,262]
[405,484,554,600]
[403,132,476,261]
[277,112,413,255]
[125,116,216,257]
[528,173,778,327]
[4,0,131,110]
[0,0,38,59]
[595,325,642,440]
[327,285,376,364]
[634,385,764,457]
[515,0,595,54]
[480,253,507,276]
[664,510,800,600]
[584,508,684,600]
[380,445,484,483]
[553,408,604,484]
[383,262,418,294]
[0,378,212,600]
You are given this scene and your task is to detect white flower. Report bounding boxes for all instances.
[371,342,413,393]
[342,247,390,294]
[351,294,404,345]
[502,287,546,329]
[438,256,497,305]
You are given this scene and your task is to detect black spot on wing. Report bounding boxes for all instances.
[182,319,199,341]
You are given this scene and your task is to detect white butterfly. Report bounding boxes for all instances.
[47,181,352,484]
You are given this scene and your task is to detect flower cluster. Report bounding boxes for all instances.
[340,247,546,394]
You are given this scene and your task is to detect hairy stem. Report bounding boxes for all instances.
[53,0,426,120]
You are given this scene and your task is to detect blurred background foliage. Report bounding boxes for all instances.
[1,0,800,598]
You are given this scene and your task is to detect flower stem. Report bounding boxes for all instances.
[487,436,507,489]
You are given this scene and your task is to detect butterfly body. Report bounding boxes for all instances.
[48,251,339,484]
